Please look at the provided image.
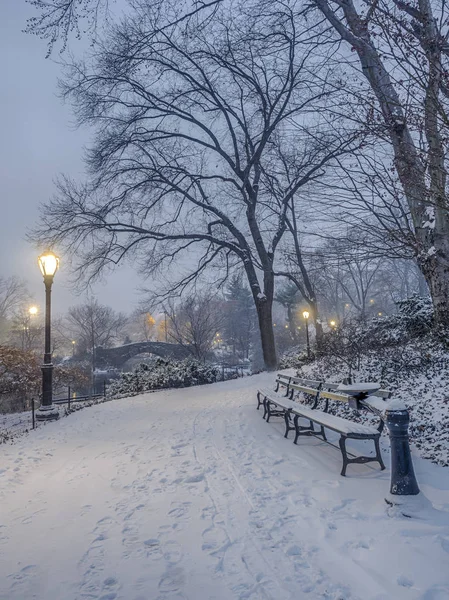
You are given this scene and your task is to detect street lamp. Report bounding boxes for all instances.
[36,250,60,422]
[303,310,310,358]
[22,305,38,351]
[330,320,337,329]
[72,340,76,356]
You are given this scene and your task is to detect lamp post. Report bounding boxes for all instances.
[36,250,60,422]
[72,340,76,357]
[303,310,310,358]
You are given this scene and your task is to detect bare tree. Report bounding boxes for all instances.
[0,277,29,321]
[166,295,223,362]
[8,307,44,351]
[310,0,449,326]
[32,0,355,369]
[125,309,157,342]
[265,134,361,345]
[66,297,126,372]
[25,0,223,55]
[319,238,384,321]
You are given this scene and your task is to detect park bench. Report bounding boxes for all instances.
[257,379,387,476]
[273,373,323,397]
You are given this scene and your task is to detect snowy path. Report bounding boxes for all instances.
[1,373,449,600]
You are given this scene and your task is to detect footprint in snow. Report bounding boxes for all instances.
[168,502,191,519]
[184,473,204,483]
[171,442,189,450]
[397,575,414,588]
[158,566,185,593]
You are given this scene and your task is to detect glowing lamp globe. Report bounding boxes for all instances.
[29,306,38,316]
[303,310,310,320]
[38,251,60,279]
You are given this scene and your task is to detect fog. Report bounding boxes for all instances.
[0,1,141,315]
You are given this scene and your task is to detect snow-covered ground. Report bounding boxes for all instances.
[1,373,449,600]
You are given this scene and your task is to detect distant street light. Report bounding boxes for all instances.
[22,305,38,351]
[330,320,337,329]
[302,310,310,358]
[72,340,76,356]
[36,250,60,422]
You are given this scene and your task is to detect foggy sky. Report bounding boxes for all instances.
[0,2,142,316]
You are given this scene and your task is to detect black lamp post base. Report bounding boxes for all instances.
[35,405,60,422]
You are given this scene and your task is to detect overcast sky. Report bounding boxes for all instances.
[0,1,142,316]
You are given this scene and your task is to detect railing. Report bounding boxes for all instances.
[53,382,107,409]
[1,383,108,442]
[220,364,248,380]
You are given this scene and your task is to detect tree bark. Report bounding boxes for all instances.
[255,298,278,371]
[246,263,278,371]
[420,234,449,323]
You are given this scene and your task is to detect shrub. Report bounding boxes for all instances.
[107,358,220,397]
[0,346,40,413]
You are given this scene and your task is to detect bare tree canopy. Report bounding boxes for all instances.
[310,0,449,325]
[31,0,358,368]
[66,297,126,371]
[0,277,29,321]
[166,295,223,361]
[25,0,224,55]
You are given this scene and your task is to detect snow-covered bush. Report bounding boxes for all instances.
[107,358,220,398]
[279,348,310,369]
[314,296,436,381]
[360,295,434,347]
[0,346,41,413]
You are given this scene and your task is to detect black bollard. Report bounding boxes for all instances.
[385,405,419,496]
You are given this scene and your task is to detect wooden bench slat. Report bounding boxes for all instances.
[319,390,350,403]
[289,383,319,396]
[262,393,378,436]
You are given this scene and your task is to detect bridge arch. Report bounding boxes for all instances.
[95,342,191,370]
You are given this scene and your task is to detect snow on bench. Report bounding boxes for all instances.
[256,387,286,410]
[257,385,385,477]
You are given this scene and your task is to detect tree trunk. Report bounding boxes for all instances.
[313,314,323,350]
[420,235,449,324]
[255,298,278,371]
[244,259,278,371]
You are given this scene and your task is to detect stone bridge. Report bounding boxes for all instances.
[95,341,191,370]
